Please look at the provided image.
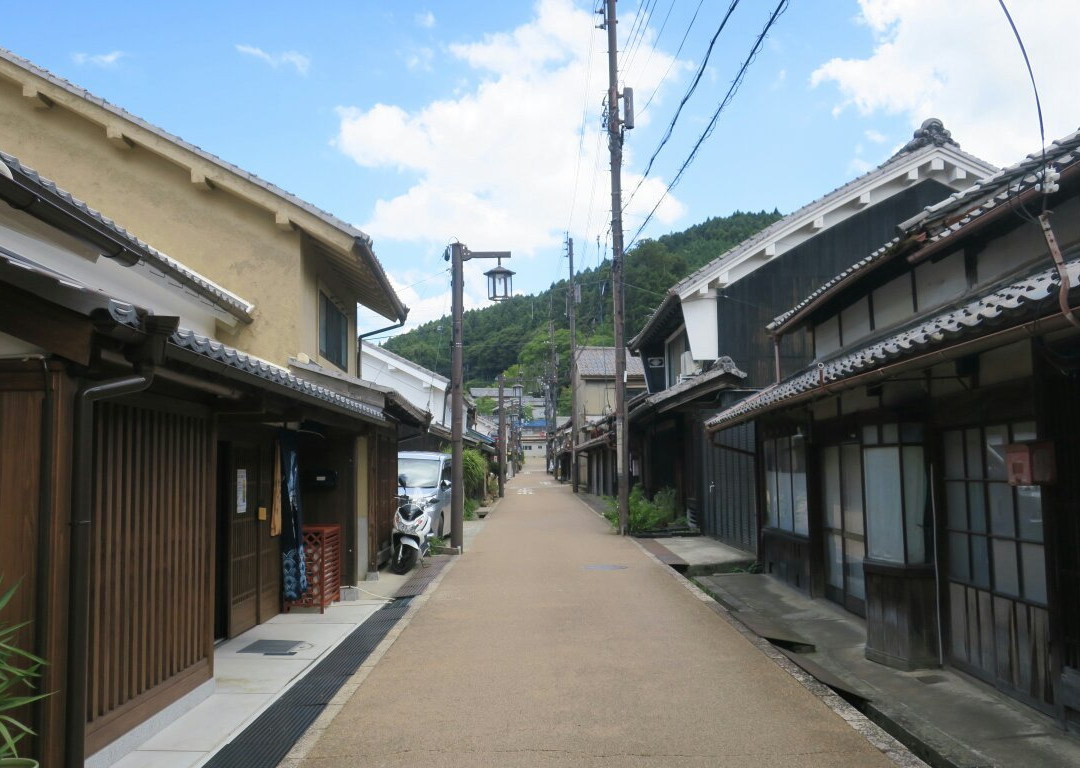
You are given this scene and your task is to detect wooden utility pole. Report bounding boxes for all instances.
[567,235,579,492]
[605,0,629,534]
[450,242,466,550]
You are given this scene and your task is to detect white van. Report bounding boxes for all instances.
[396,451,452,537]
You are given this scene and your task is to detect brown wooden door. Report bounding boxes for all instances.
[228,444,259,637]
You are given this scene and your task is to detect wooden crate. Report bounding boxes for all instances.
[286,524,342,613]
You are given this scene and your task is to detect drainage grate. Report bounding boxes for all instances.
[238,639,303,655]
[203,564,446,767]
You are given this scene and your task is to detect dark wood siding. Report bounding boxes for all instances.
[371,431,397,569]
[0,363,73,767]
[715,181,955,386]
[703,418,758,553]
[85,400,214,754]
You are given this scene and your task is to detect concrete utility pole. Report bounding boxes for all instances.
[567,235,579,492]
[604,0,630,534]
[497,373,506,498]
[547,320,556,473]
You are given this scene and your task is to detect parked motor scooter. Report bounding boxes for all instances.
[390,474,434,574]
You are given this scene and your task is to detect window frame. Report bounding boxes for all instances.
[319,290,350,372]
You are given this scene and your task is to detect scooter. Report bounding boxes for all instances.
[390,474,434,574]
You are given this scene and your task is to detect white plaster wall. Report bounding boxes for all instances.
[872,274,915,331]
[681,294,719,360]
[915,252,966,312]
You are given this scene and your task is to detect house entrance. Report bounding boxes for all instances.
[942,422,1053,710]
[215,440,280,640]
[820,442,867,616]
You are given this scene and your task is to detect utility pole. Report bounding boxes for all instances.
[604,0,630,534]
[567,235,579,492]
[548,320,556,474]
[497,373,506,498]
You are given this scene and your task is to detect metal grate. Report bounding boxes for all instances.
[238,639,303,655]
[204,562,447,767]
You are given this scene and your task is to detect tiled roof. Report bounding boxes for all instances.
[670,120,994,299]
[172,329,386,422]
[767,126,1080,336]
[630,357,747,418]
[0,150,255,323]
[576,347,646,378]
[707,259,1080,431]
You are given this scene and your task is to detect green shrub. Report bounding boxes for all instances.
[0,578,50,759]
[464,497,478,520]
[462,449,487,499]
[603,486,679,533]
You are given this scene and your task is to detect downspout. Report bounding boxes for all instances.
[1038,211,1080,330]
[357,317,408,377]
[65,317,176,768]
[773,335,782,384]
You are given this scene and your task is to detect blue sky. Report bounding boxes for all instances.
[4,0,1079,337]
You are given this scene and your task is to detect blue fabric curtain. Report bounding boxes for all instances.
[279,430,308,600]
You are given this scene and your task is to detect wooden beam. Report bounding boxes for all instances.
[105,125,133,151]
[0,286,94,365]
[857,191,872,207]
[190,169,214,192]
[21,84,53,110]
[274,211,295,232]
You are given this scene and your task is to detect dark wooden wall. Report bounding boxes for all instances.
[371,431,397,569]
[0,362,73,767]
[85,399,214,755]
[704,417,758,553]
[715,181,955,387]
[302,435,357,583]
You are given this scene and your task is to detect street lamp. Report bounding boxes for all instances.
[445,242,512,552]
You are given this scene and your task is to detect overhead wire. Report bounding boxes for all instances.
[624,0,742,213]
[625,0,790,253]
[638,0,705,120]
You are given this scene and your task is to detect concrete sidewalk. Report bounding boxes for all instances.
[291,468,920,767]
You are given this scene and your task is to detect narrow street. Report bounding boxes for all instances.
[291,467,916,768]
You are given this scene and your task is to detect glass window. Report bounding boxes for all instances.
[826,533,844,589]
[946,482,967,530]
[763,438,777,528]
[943,430,964,478]
[777,437,794,532]
[969,482,987,533]
[846,537,866,599]
[863,446,905,563]
[949,532,970,581]
[903,446,928,564]
[993,539,1019,597]
[965,428,984,479]
[319,292,349,371]
[984,425,1008,481]
[841,444,864,535]
[971,535,990,589]
[823,447,842,530]
[988,483,1015,537]
[1017,486,1043,541]
[792,437,809,536]
[1021,543,1047,604]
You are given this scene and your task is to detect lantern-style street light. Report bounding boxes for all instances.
[445,242,513,552]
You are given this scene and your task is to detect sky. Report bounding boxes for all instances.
[4,0,1080,340]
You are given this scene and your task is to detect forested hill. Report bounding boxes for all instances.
[382,209,782,387]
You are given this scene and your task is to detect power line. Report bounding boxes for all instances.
[637,0,705,120]
[626,0,790,253]
[624,0,741,212]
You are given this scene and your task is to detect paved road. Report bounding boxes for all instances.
[296,468,905,767]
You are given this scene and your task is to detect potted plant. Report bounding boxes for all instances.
[0,579,48,767]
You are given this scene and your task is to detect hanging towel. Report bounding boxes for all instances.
[270,439,282,537]
[279,430,308,601]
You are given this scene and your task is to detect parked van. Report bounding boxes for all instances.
[396,451,452,537]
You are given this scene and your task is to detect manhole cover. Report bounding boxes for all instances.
[239,639,303,655]
[584,564,627,571]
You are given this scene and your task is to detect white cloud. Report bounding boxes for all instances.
[811,0,1080,166]
[72,51,125,68]
[334,0,686,261]
[405,47,435,72]
[235,44,310,75]
[416,11,436,29]
[864,129,887,144]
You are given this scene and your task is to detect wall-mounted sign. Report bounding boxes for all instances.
[236,469,248,515]
[647,357,664,368]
